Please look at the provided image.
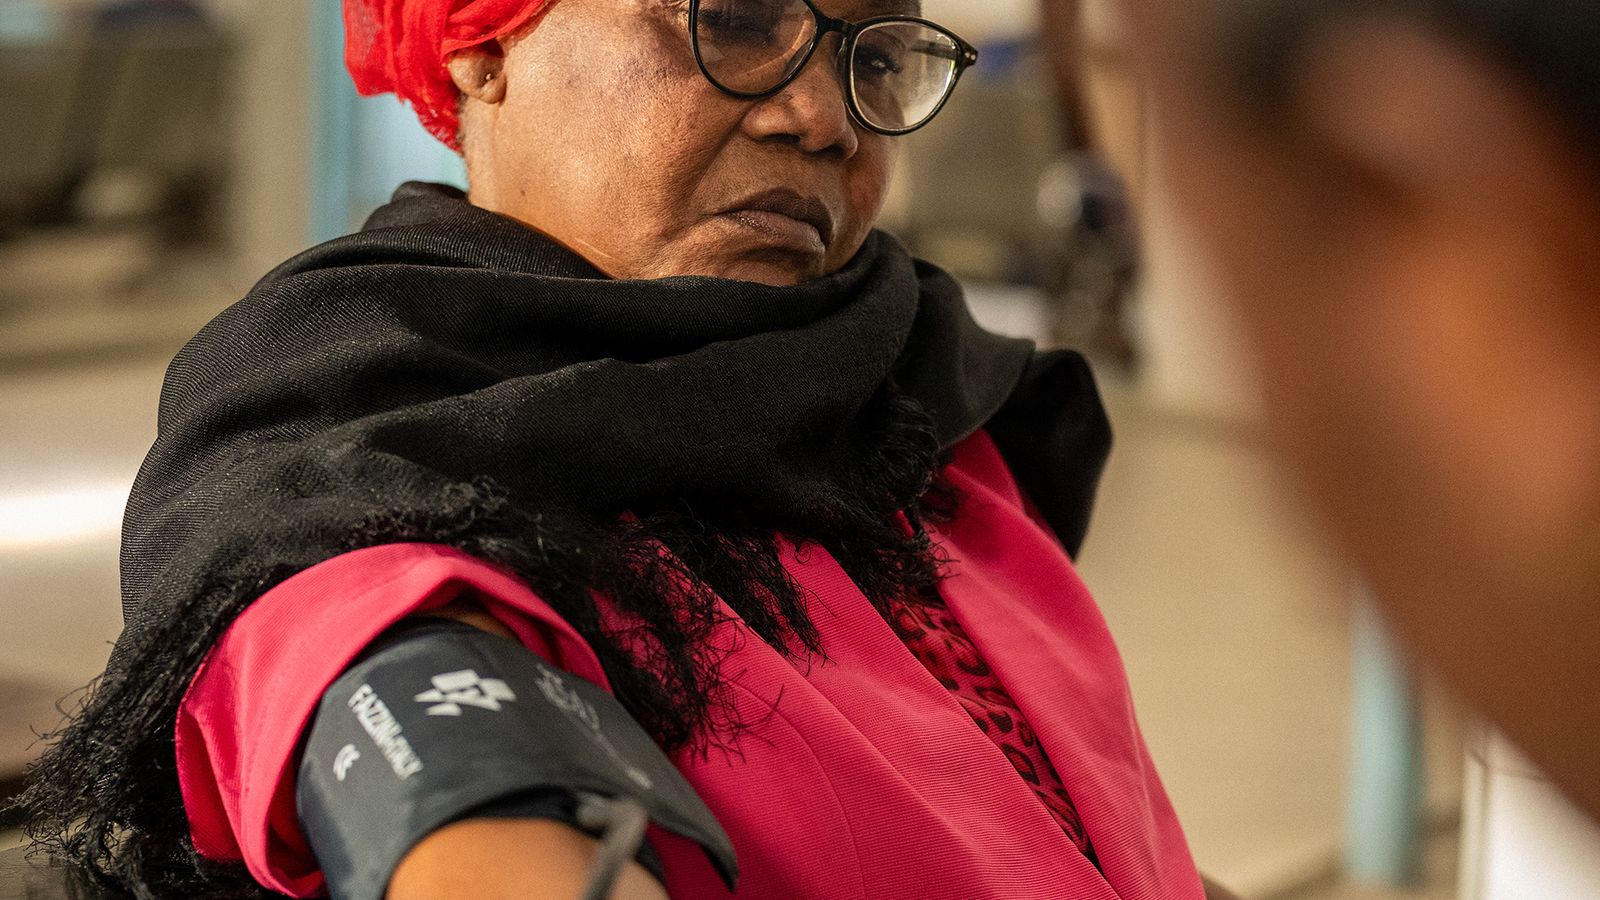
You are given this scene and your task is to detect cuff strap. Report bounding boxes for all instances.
[295,616,737,900]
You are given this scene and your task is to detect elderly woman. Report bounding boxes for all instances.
[19,1,1214,898]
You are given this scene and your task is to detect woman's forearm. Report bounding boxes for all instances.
[388,817,668,900]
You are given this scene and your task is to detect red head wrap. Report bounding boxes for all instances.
[343,0,554,148]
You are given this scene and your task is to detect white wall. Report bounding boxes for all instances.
[1460,731,1600,900]
[922,0,1037,41]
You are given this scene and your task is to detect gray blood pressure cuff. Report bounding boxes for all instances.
[296,616,738,900]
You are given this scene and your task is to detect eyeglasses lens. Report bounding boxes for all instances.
[694,0,963,133]
[849,21,960,132]
[694,0,819,95]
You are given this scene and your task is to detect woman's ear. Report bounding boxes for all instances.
[447,40,509,105]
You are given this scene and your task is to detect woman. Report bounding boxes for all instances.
[18,0,1213,897]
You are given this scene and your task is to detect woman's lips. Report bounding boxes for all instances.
[723,209,827,255]
[718,190,835,257]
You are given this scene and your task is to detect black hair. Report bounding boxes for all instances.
[1224,0,1600,156]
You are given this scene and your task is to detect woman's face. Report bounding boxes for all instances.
[459,0,906,285]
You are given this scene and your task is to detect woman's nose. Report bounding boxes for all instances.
[742,38,860,158]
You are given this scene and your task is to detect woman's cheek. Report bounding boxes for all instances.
[833,141,895,264]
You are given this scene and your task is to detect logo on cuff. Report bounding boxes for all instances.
[415,669,518,716]
[333,744,361,781]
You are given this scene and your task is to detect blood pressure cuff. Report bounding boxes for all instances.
[295,615,739,900]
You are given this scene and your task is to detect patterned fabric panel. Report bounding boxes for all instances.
[887,589,1099,865]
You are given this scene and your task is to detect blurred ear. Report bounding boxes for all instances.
[446,40,508,105]
[1288,16,1600,531]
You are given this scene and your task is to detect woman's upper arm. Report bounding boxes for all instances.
[174,544,613,896]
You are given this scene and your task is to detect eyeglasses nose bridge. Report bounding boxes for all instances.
[772,15,856,112]
[805,14,854,82]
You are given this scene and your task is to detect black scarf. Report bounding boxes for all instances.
[19,182,1111,898]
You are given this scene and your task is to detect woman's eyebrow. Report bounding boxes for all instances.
[863,0,923,16]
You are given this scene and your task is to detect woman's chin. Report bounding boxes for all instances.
[699,252,828,286]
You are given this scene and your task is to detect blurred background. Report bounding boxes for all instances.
[1,1,1580,897]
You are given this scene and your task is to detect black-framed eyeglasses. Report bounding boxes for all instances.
[688,0,979,136]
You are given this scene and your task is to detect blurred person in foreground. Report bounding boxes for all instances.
[1117,0,1600,821]
[12,0,1236,898]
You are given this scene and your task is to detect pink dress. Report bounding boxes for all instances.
[174,431,1203,899]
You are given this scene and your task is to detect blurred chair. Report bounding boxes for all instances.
[80,24,231,249]
[0,24,230,241]
[893,59,1139,363]
[88,25,229,188]
[1,24,230,232]
[895,67,1063,286]
[0,41,90,233]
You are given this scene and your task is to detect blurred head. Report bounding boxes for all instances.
[347,0,976,285]
[1124,0,1600,808]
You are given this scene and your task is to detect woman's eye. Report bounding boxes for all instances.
[700,9,780,46]
[855,47,904,80]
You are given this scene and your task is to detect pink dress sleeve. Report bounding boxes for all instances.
[174,542,609,898]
